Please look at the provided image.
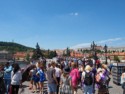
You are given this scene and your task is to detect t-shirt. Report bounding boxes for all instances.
[55,67,61,78]
[37,69,46,82]
[30,68,37,76]
[70,68,80,87]
[61,75,71,85]
[37,69,44,75]
[11,71,22,85]
[96,60,100,64]
[4,66,12,79]
[46,68,56,84]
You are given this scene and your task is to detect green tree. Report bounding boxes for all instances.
[26,53,30,62]
[122,50,125,52]
[32,43,43,60]
[53,50,57,57]
[114,55,120,62]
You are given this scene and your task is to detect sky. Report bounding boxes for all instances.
[0,0,125,49]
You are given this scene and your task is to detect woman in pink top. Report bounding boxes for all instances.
[70,62,80,94]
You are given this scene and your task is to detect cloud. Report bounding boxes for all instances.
[70,12,79,16]
[97,38,123,44]
[71,43,91,49]
[70,38,124,49]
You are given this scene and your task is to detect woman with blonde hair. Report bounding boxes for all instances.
[70,62,80,94]
[82,65,94,94]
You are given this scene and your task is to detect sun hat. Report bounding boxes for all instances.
[63,66,70,73]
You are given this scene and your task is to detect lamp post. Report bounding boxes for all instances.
[91,41,97,67]
[104,44,108,64]
[91,41,97,93]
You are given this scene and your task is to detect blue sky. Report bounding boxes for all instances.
[0,0,125,49]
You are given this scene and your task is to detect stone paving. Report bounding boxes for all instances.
[19,77,123,94]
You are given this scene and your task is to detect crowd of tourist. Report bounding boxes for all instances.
[28,57,111,94]
[0,57,125,94]
[0,62,22,94]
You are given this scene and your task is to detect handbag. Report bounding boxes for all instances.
[122,82,125,89]
[9,72,15,94]
[9,85,13,94]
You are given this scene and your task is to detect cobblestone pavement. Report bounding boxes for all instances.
[19,77,123,94]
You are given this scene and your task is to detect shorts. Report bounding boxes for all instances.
[48,83,57,93]
[30,77,33,80]
[33,75,40,82]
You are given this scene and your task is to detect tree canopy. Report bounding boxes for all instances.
[0,41,34,52]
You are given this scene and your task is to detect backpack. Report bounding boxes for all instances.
[84,71,93,86]
[99,78,107,89]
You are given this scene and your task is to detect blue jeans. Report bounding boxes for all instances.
[4,79,11,94]
[48,83,57,93]
[84,84,93,94]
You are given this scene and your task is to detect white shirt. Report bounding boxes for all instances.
[55,67,61,77]
[11,70,22,85]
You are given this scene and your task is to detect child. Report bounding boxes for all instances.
[30,65,40,93]
[36,63,46,94]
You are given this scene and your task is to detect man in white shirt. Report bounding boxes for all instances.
[55,64,62,94]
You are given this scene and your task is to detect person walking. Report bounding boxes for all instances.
[78,64,84,88]
[92,65,97,94]
[82,65,94,94]
[101,64,111,87]
[60,66,72,94]
[96,59,101,69]
[55,64,62,94]
[46,61,58,94]
[10,63,22,94]
[70,62,80,94]
[121,68,125,94]
[96,68,109,94]
[4,62,13,94]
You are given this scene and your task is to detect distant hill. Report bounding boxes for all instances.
[0,42,34,52]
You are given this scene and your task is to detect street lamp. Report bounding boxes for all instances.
[104,44,108,64]
[90,41,97,93]
[91,41,97,67]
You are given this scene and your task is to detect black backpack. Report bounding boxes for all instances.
[84,71,93,85]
